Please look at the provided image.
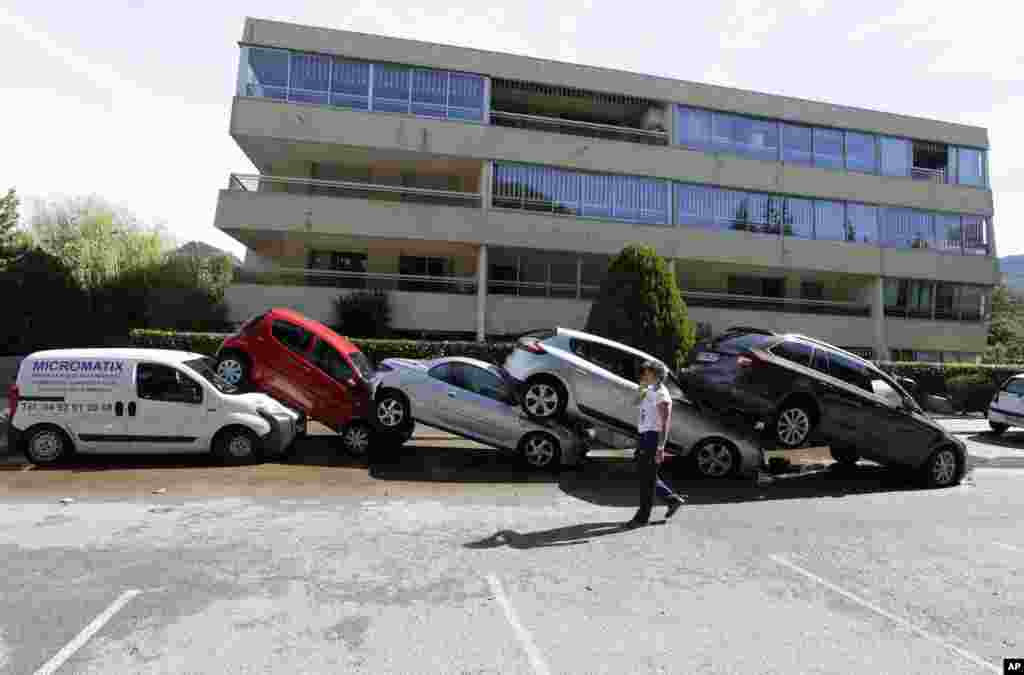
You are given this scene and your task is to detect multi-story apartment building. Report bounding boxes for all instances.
[216,17,999,363]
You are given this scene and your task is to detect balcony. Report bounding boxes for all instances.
[233,267,478,295]
[681,291,870,317]
[490,111,668,146]
[228,173,482,208]
[910,166,946,183]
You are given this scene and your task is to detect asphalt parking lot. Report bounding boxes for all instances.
[1,419,1023,674]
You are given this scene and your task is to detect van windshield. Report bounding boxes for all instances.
[184,357,239,394]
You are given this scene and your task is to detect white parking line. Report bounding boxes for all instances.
[995,542,1023,554]
[770,555,999,674]
[486,574,551,675]
[33,589,141,675]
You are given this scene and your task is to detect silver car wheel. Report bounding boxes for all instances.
[217,359,244,386]
[695,441,735,478]
[226,433,254,458]
[377,399,405,428]
[344,425,371,456]
[523,435,556,468]
[930,448,958,486]
[29,430,63,463]
[777,408,811,447]
[524,383,560,418]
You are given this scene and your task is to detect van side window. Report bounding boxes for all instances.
[310,340,354,384]
[827,352,873,392]
[271,320,313,353]
[1004,379,1024,396]
[137,364,202,404]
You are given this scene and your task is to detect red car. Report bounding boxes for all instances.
[214,308,384,455]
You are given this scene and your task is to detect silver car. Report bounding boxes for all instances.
[504,327,764,478]
[369,356,584,469]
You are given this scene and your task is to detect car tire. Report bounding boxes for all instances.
[691,438,740,479]
[375,390,411,434]
[919,446,963,488]
[774,402,815,449]
[24,425,72,465]
[521,377,567,421]
[216,351,250,389]
[829,445,859,466]
[520,431,561,470]
[213,426,262,465]
[340,421,374,457]
[989,421,1008,435]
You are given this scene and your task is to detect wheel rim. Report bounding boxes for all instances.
[931,449,957,485]
[777,408,810,446]
[695,441,734,477]
[523,435,556,468]
[30,431,62,462]
[345,425,370,455]
[226,433,253,458]
[217,359,244,385]
[377,399,405,428]
[524,383,559,417]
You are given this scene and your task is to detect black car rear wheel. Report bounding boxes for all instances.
[920,446,963,488]
[774,404,814,448]
[691,438,740,479]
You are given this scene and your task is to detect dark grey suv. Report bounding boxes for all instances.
[681,328,966,487]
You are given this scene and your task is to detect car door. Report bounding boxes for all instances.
[418,363,459,429]
[992,377,1024,419]
[566,338,639,432]
[306,338,356,430]
[124,362,207,453]
[860,373,938,466]
[805,348,876,449]
[264,319,318,411]
[444,363,522,448]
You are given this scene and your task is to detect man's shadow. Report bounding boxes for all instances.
[464,520,663,550]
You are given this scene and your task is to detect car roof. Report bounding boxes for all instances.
[25,349,205,364]
[433,356,503,372]
[783,334,872,364]
[267,307,358,354]
[553,327,664,365]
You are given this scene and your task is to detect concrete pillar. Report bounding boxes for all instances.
[871,276,888,361]
[476,244,488,342]
[480,160,493,211]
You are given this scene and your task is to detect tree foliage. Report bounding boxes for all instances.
[983,284,1024,364]
[333,290,392,339]
[584,243,695,371]
[0,187,31,267]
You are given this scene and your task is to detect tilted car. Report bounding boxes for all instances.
[502,327,764,478]
[369,356,584,469]
[987,374,1024,434]
[681,328,967,487]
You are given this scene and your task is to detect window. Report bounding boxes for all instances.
[845,203,878,244]
[935,214,963,254]
[771,339,813,367]
[728,275,784,298]
[879,136,910,177]
[911,141,948,182]
[884,279,908,317]
[307,250,367,288]
[137,364,202,404]
[871,378,903,407]
[1003,379,1024,395]
[330,59,371,110]
[782,124,813,165]
[411,69,448,118]
[956,285,985,321]
[783,197,814,238]
[311,339,355,383]
[845,132,877,173]
[934,283,957,320]
[571,339,637,381]
[271,320,313,353]
[962,215,989,255]
[676,107,713,151]
[810,348,830,374]
[428,363,455,384]
[289,52,331,104]
[451,363,509,402]
[241,47,289,100]
[712,332,775,355]
[827,352,872,392]
[399,255,451,292]
[957,147,986,187]
[447,73,485,121]
[881,208,934,249]
[733,116,778,161]
[907,281,933,318]
[800,281,825,300]
[373,64,411,113]
[813,128,844,170]
[814,200,846,241]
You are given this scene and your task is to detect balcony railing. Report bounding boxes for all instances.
[681,291,871,317]
[910,166,946,183]
[233,267,478,295]
[228,173,482,208]
[490,110,669,146]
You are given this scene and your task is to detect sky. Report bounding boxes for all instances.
[0,0,1019,261]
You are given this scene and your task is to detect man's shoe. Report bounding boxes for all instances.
[665,499,683,520]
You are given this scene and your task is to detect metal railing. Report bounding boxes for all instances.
[681,290,871,317]
[910,166,946,183]
[233,267,478,295]
[228,173,482,208]
[490,110,669,146]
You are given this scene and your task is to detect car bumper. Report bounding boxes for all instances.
[988,407,1022,427]
[258,411,298,458]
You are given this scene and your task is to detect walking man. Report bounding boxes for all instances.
[629,360,685,527]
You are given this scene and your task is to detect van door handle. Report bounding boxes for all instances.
[114,402,124,417]
[128,402,136,417]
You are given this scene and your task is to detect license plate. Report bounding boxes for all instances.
[697,352,719,363]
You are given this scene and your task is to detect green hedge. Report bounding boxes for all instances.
[129,329,515,365]
[876,361,1024,413]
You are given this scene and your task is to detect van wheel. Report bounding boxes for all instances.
[341,422,374,457]
[920,446,963,488]
[216,351,250,389]
[214,426,261,465]
[522,377,567,420]
[691,438,739,478]
[24,425,72,465]
[520,432,561,470]
[774,402,815,448]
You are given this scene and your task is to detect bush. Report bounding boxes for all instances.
[333,290,391,339]
[945,372,997,413]
[584,244,695,370]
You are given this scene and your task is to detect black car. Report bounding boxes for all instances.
[680,328,966,487]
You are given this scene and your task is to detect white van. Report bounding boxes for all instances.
[6,349,301,465]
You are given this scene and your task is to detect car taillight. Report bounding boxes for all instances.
[736,353,762,368]
[7,384,18,416]
[519,339,546,355]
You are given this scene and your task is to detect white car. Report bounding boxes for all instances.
[987,375,1024,434]
[7,348,300,465]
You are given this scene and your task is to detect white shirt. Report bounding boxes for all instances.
[638,383,672,434]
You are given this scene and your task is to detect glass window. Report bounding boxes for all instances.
[711,113,739,152]
[810,348,830,375]
[828,352,872,392]
[428,362,454,384]
[880,137,910,177]
[957,147,986,187]
[311,340,355,383]
[288,52,331,104]
[884,278,908,316]
[136,364,202,404]
[782,124,813,165]
[1003,378,1024,395]
[871,378,903,407]
[814,200,846,241]
[447,73,485,121]
[676,185,718,230]
[451,364,510,401]
[373,64,411,113]
[956,285,984,321]
[580,172,613,219]
[733,116,778,161]
[935,214,963,254]
[962,215,990,255]
[676,107,712,151]
[845,132,877,173]
[907,281,933,318]
[813,128,844,170]
[571,339,636,381]
[783,197,814,238]
[800,281,825,300]
[881,208,934,249]
[771,339,813,367]
[330,59,370,110]
[271,320,313,353]
[242,47,289,100]
[935,283,957,320]
[845,203,878,244]
[410,69,447,118]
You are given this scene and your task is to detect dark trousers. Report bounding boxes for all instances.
[632,430,680,523]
